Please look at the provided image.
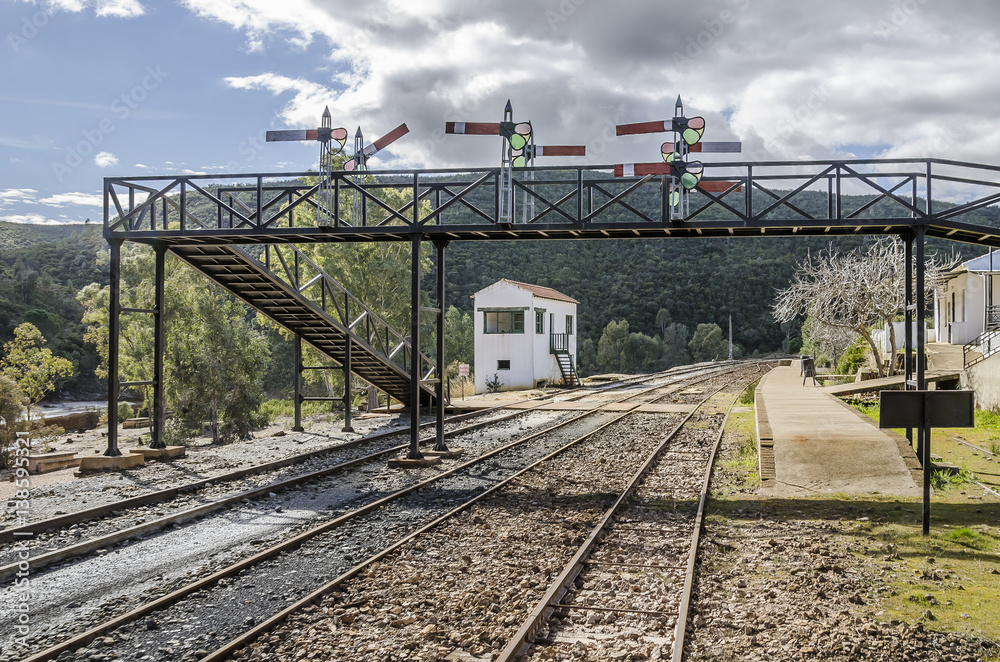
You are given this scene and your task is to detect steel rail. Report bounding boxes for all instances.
[16,368,723,662]
[192,367,741,662]
[494,373,749,661]
[670,378,747,661]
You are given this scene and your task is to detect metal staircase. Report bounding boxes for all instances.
[170,243,435,408]
[964,327,1000,369]
[549,333,579,386]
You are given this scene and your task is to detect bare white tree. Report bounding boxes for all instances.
[773,238,954,377]
[801,314,856,369]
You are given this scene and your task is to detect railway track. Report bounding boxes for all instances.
[0,365,714,579]
[182,363,761,662]
[4,363,742,662]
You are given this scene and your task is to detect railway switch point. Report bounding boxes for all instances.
[387,456,443,468]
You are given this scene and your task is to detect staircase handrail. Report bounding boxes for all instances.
[964,326,1000,368]
[550,332,570,354]
[256,244,435,378]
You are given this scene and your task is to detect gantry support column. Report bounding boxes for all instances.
[342,319,354,433]
[105,239,123,457]
[433,239,450,452]
[292,336,304,432]
[149,244,167,449]
[407,233,424,460]
[916,225,930,535]
[904,234,914,448]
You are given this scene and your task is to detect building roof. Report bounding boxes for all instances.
[500,279,579,304]
[471,279,580,303]
[962,249,1000,273]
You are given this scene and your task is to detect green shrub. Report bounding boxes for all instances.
[117,400,134,422]
[836,339,867,376]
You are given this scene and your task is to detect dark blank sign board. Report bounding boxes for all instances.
[879,390,975,428]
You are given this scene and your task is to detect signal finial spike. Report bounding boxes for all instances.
[675,95,683,117]
[322,106,332,128]
[504,99,512,113]
[355,126,363,138]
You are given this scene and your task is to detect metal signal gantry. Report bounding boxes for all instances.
[446,99,586,224]
[615,95,741,221]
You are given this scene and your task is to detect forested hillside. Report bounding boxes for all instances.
[0,222,106,392]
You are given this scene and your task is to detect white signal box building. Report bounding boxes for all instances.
[473,279,579,392]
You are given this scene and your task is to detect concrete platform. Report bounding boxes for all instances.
[128,446,186,460]
[76,453,145,474]
[758,363,920,497]
[26,452,81,474]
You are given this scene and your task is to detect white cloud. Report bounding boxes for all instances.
[134,163,150,169]
[198,0,1000,178]
[38,192,103,207]
[94,151,119,168]
[0,213,64,225]
[0,188,38,206]
[95,0,144,18]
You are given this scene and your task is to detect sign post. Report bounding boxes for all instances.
[879,389,975,534]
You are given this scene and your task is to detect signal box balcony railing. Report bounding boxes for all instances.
[550,333,570,354]
[104,158,1000,246]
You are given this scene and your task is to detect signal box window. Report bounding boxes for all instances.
[566,315,574,335]
[535,310,544,334]
[498,360,511,370]
[484,310,524,333]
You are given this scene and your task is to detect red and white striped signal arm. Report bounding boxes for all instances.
[445,122,501,135]
[616,119,676,136]
[532,145,586,157]
[363,123,409,157]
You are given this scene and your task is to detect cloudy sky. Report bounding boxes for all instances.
[2,0,1000,224]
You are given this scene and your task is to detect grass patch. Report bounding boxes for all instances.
[715,411,759,494]
[737,380,758,406]
[947,526,990,550]
[260,398,339,422]
[931,467,977,491]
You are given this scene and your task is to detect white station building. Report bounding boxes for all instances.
[472,279,579,392]
[935,249,1000,346]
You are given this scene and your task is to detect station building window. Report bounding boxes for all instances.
[498,359,511,370]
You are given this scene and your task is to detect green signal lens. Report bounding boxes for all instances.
[682,128,702,145]
[509,134,526,150]
[680,172,699,189]
[513,156,526,167]
[669,190,681,206]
